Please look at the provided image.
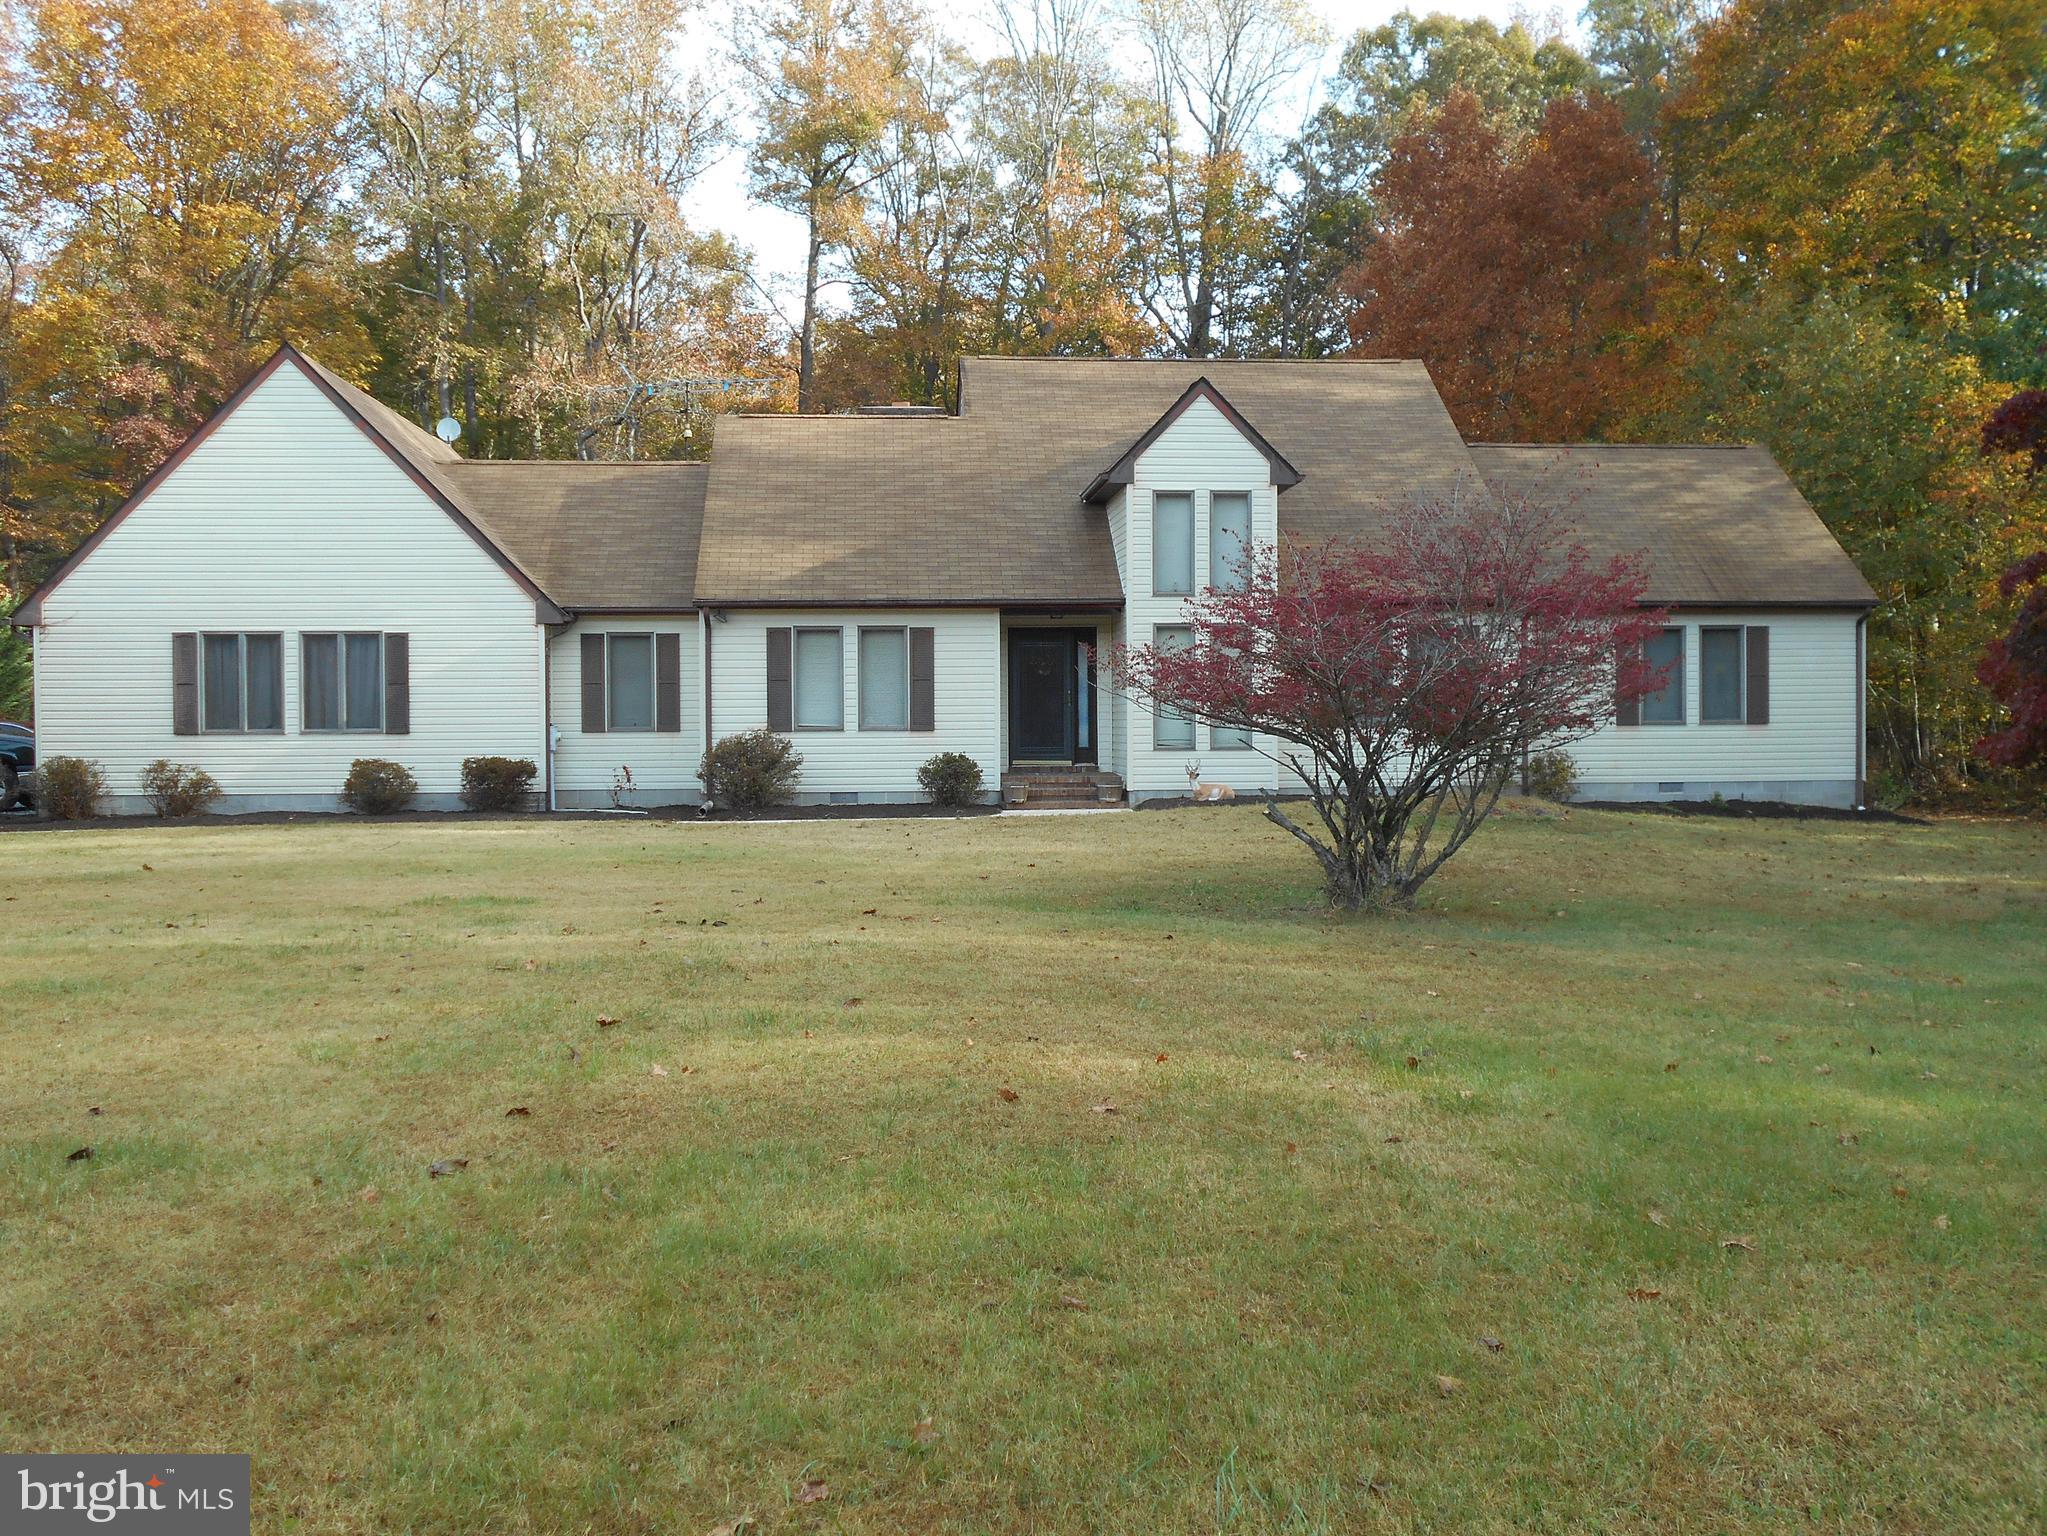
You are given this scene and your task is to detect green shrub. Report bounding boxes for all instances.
[39,757,107,820]
[918,751,984,807]
[698,729,802,812]
[1523,749,1579,803]
[342,758,418,815]
[139,759,223,818]
[460,756,536,811]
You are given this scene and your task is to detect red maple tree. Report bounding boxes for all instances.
[1114,488,1668,909]
[1976,552,2047,769]
[1343,89,1658,441]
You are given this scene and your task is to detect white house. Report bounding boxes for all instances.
[14,345,1876,813]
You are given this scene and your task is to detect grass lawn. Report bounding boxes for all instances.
[1,804,2042,1534]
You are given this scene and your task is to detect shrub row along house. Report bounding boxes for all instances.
[13,345,1876,813]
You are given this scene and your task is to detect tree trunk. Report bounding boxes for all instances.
[798,195,823,413]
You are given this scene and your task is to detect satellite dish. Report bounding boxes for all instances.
[434,415,462,444]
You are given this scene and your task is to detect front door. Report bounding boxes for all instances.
[1008,629,1098,764]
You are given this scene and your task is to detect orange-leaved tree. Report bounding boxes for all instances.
[1342,89,1658,441]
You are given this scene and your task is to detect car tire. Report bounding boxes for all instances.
[0,762,17,814]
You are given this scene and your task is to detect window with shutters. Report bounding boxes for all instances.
[199,634,283,733]
[1153,492,1195,595]
[1639,627,1685,725]
[793,628,844,730]
[1209,492,1252,592]
[1153,624,1196,749]
[1700,627,1745,723]
[606,634,656,731]
[858,627,909,731]
[302,633,385,732]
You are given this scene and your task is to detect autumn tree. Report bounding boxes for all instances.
[355,0,748,459]
[1976,553,2047,772]
[1668,0,2047,370]
[5,0,363,567]
[1345,90,1658,440]
[1126,0,1323,358]
[733,0,927,410]
[1114,490,1667,908]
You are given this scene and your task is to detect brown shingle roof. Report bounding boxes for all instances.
[693,357,1478,605]
[1466,443,1877,607]
[443,463,706,610]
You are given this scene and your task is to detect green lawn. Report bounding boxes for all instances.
[1,805,2042,1534]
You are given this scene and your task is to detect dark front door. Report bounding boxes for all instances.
[1010,633,1073,762]
[1009,629,1099,765]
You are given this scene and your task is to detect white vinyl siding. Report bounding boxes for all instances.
[1572,610,1861,801]
[547,618,701,807]
[712,609,999,800]
[30,361,543,811]
[1120,394,1282,801]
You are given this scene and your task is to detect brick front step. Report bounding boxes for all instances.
[1001,768,1125,807]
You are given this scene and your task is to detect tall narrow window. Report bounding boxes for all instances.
[1153,492,1194,595]
[794,628,844,729]
[1640,627,1685,725]
[1210,492,1252,591]
[858,627,909,730]
[244,635,283,731]
[202,635,243,733]
[1153,624,1195,749]
[1700,627,1745,723]
[304,633,385,732]
[607,633,655,730]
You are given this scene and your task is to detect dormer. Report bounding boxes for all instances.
[1084,378,1299,604]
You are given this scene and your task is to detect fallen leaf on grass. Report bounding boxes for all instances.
[87,1105,101,1116]
[996,1087,1019,1103]
[1814,1065,1834,1076]
[1060,1295,1089,1310]
[1933,1213,1950,1231]
[1719,1235,1756,1252]
[427,1158,468,1178]
[795,1479,828,1505]
[1382,1134,1404,1144]
[1156,1052,1168,1063]
[66,1146,92,1162]
[505,1106,530,1117]
[1664,1062,1679,1073]
[373,1034,390,1043]
[1091,1102,1118,1114]
[1646,1208,1670,1228]
[359,1187,380,1203]
[910,1417,937,1447]
[1892,1184,1910,1200]
[597,1016,618,1028]
[649,1064,669,1078]
[1285,1141,1298,1155]
[1291,1049,1309,1061]
[1478,1335,1504,1353]
[705,1518,754,1536]
[1625,1287,1662,1301]
[1754,1054,1774,1064]
[1434,1374,1461,1396]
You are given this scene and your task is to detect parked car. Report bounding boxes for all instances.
[0,720,34,812]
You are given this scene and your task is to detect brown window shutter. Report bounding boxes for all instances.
[581,633,606,733]
[766,627,792,731]
[171,633,199,735]
[1745,625,1770,725]
[655,632,681,732]
[1614,644,1639,727]
[383,633,410,734]
[909,627,935,731]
